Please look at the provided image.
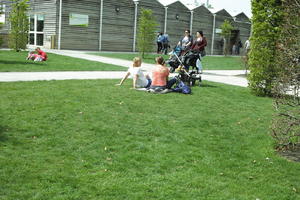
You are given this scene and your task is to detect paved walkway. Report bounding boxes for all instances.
[0,50,249,87]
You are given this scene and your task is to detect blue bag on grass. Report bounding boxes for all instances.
[172,81,191,94]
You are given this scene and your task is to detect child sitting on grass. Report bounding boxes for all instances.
[26,48,48,62]
[26,51,38,61]
[116,57,151,89]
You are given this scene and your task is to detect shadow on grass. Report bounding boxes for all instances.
[0,126,9,142]
[0,60,45,65]
[200,83,218,88]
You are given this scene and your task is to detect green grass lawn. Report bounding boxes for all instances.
[91,52,246,70]
[1,80,299,199]
[0,51,126,72]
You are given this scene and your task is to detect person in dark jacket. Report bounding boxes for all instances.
[186,31,207,72]
[157,32,164,54]
[191,31,207,53]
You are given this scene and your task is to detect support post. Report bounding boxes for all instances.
[164,7,168,34]
[99,0,103,51]
[211,13,216,55]
[58,0,62,50]
[190,10,194,33]
[133,1,139,52]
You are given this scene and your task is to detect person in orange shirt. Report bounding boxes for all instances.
[150,56,176,92]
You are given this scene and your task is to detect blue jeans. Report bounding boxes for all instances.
[145,79,152,88]
[150,78,177,90]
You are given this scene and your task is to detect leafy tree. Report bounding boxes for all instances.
[220,20,233,56]
[137,8,158,58]
[248,0,284,96]
[0,4,4,47]
[8,0,29,52]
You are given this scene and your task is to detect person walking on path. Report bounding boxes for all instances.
[189,31,207,72]
[244,39,250,55]
[237,40,243,55]
[157,32,164,54]
[162,33,170,55]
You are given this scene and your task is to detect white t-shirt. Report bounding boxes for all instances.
[245,40,250,50]
[182,36,189,47]
[128,67,149,88]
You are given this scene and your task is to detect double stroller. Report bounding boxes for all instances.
[167,46,202,87]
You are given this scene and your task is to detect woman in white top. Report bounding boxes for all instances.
[178,29,193,51]
[116,57,152,89]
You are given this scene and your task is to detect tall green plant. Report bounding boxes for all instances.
[220,19,233,56]
[248,0,284,96]
[0,4,4,47]
[137,8,158,58]
[8,0,29,52]
[272,0,300,150]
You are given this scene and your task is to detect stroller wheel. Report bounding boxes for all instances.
[191,79,196,86]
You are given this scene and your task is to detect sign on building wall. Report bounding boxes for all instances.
[215,28,222,34]
[69,13,89,27]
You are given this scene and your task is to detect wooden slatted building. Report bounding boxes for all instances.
[59,0,100,50]
[165,1,190,48]
[233,12,251,50]
[211,9,234,55]
[0,0,251,55]
[101,0,135,52]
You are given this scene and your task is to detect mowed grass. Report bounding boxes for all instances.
[1,80,299,200]
[91,52,245,70]
[0,51,126,72]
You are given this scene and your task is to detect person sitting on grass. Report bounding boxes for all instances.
[35,47,48,62]
[149,56,176,93]
[26,51,38,61]
[116,57,152,89]
[26,48,48,62]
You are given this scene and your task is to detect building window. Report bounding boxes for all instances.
[0,4,5,24]
[29,14,44,46]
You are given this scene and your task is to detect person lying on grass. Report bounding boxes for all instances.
[116,57,152,89]
[149,56,176,93]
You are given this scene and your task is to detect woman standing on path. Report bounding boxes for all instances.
[190,31,207,72]
[178,30,193,52]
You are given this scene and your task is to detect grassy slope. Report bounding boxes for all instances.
[0,51,126,72]
[0,80,299,200]
[91,53,246,70]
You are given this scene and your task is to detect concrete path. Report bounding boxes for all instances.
[0,71,125,82]
[0,50,249,87]
[0,71,248,87]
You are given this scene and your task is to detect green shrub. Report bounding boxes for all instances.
[272,0,300,150]
[248,0,284,96]
[137,8,158,58]
[220,20,234,56]
[8,0,29,52]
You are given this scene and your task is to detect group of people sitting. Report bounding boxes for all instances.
[116,56,176,93]
[117,29,207,92]
[26,47,48,62]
